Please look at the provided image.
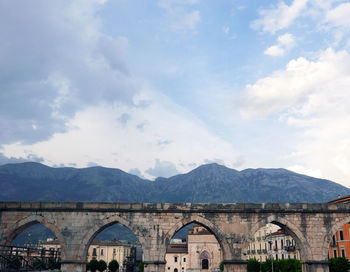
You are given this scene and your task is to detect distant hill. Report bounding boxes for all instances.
[0,162,349,203]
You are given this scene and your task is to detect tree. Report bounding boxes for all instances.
[138,261,144,272]
[97,260,107,272]
[247,258,260,272]
[88,259,99,272]
[329,258,350,272]
[108,260,119,272]
[219,261,224,271]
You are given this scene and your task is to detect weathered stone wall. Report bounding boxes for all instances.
[1,202,349,272]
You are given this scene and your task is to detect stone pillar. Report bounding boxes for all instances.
[223,260,247,272]
[60,260,86,272]
[302,261,329,272]
[144,261,166,272]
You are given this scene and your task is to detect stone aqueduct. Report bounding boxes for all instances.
[1,202,350,272]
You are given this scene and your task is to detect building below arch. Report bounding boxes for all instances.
[165,224,222,272]
[40,238,142,271]
[246,223,300,261]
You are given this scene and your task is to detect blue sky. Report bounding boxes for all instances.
[1,0,350,187]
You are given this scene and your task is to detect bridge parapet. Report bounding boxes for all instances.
[0,201,345,213]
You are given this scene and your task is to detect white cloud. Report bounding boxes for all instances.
[0,90,239,179]
[241,48,345,118]
[326,2,350,28]
[0,0,135,145]
[241,48,350,186]
[265,33,296,56]
[264,46,285,57]
[146,159,179,178]
[251,0,308,33]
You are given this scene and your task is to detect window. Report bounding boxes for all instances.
[92,248,97,256]
[183,257,186,263]
[282,254,284,260]
[168,267,170,270]
[275,240,278,250]
[334,249,337,258]
[101,249,104,256]
[113,248,116,254]
[276,254,278,260]
[340,230,344,241]
[281,240,283,248]
[182,267,184,270]
[341,247,346,258]
[332,235,336,245]
[174,256,178,263]
[174,269,178,272]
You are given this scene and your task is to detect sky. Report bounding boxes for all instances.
[1,0,350,187]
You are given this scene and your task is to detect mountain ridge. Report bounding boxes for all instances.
[0,162,349,203]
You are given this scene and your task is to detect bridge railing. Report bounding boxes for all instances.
[0,244,61,271]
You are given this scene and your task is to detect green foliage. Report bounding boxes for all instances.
[247,259,260,272]
[138,261,144,272]
[219,261,224,271]
[253,258,301,272]
[97,260,107,271]
[88,259,99,272]
[329,258,350,272]
[108,260,119,272]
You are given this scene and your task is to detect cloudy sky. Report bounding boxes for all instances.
[1,0,350,186]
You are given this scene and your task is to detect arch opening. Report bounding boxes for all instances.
[246,221,301,265]
[327,221,350,261]
[165,222,223,272]
[2,222,61,271]
[84,221,143,272]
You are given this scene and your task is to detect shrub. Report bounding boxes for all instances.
[108,260,119,272]
[247,258,260,272]
[138,261,144,272]
[97,260,107,271]
[220,261,224,271]
[329,258,350,272]
[88,259,99,272]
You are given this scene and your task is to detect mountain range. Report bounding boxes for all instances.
[1,162,349,203]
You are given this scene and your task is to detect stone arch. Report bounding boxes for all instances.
[321,215,350,259]
[162,214,230,260]
[79,213,148,261]
[248,214,311,261]
[2,214,66,258]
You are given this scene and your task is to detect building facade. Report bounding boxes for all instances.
[246,223,300,261]
[165,225,222,272]
[40,238,138,270]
